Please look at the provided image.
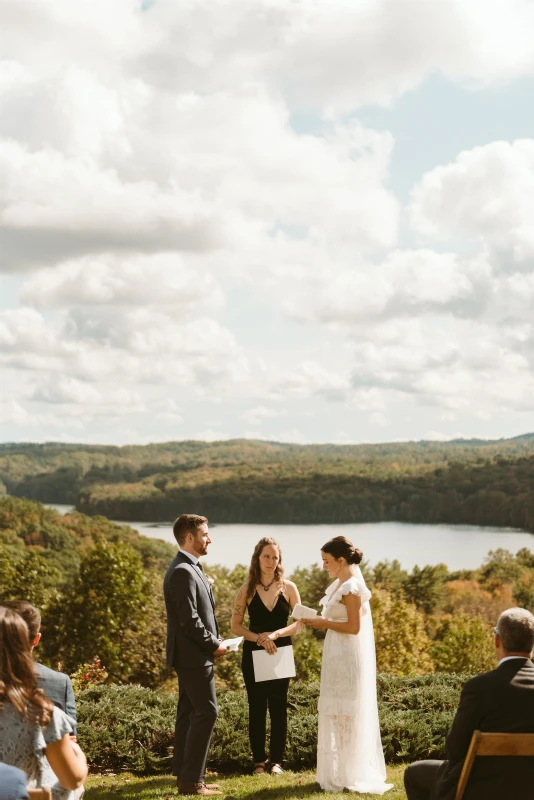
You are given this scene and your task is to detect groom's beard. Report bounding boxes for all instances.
[193,538,209,556]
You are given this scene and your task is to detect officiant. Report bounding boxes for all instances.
[231,537,304,775]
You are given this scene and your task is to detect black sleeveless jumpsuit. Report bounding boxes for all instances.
[241,591,292,765]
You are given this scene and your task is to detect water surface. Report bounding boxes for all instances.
[47,505,533,573]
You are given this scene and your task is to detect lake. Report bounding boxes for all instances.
[47,505,533,573]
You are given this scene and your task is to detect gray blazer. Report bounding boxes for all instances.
[0,763,28,800]
[163,552,220,670]
[36,662,77,736]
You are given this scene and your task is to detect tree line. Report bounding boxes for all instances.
[1,435,534,529]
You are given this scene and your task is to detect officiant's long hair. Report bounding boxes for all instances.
[245,537,284,601]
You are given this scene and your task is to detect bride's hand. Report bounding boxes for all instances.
[302,617,328,629]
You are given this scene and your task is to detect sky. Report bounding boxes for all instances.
[1,0,534,447]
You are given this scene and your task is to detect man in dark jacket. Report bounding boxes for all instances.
[4,600,77,736]
[404,607,534,800]
[163,514,227,796]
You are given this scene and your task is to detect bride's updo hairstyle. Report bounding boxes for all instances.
[321,536,363,565]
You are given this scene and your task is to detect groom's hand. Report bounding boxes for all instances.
[214,644,228,658]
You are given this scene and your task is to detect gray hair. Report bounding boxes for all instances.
[496,608,534,654]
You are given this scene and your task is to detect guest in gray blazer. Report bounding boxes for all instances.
[0,763,29,800]
[4,601,77,737]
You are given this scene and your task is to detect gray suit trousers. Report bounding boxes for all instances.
[173,665,218,782]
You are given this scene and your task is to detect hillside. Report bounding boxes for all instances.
[0,495,175,584]
[1,436,534,528]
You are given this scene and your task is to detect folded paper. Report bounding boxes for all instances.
[252,645,296,682]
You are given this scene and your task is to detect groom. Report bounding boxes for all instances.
[164,514,227,796]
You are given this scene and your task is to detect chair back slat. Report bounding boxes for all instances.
[455,731,534,800]
[27,789,52,800]
[476,732,534,757]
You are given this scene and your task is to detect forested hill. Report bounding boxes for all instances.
[1,435,534,529]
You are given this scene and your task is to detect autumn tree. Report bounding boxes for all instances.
[430,613,495,674]
[372,588,433,675]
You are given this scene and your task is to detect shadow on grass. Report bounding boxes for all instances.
[227,782,321,800]
[85,775,176,798]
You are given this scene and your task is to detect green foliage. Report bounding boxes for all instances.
[478,548,526,591]
[77,675,468,775]
[430,614,496,673]
[403,564,450,614]
[373,588,434,675]
[291,564,331,610]
[0,496,176,588]
[77,684,177,774]
[43,540,152,681]
[292,629,323,682]
[2,437,534,529]
[0,545,60,608]
[370,560,409,593]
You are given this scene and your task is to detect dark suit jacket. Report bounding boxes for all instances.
[36,662,77,736]
[163,551,220,670]
[435,658,534,800]
[0,763,28,800]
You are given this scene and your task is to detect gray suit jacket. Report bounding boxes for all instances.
[163,552,220,670]
[36,662,77,736]
[435,658,534,800]
[0,763,28,800]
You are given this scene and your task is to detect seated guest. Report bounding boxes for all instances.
[404,607,534,800]
[0,607,87,800]
[0,763,29,800]
[4,601,77,736]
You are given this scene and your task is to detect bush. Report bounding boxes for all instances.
[430,614,495,673]
[77,674,469,775]
[77,684,176,774]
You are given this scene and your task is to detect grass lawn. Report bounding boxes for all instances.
[85,766,408,800]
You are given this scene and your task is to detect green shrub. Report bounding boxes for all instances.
[77,684,176,774]
[77,674,469,775]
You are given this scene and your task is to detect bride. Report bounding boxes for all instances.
[302,536,392,794]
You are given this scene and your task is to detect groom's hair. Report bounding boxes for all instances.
[173,513,208,545]
[496,608,534,655]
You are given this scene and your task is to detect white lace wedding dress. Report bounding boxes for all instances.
[316,570,392,794]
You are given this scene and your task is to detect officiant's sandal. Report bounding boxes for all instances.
[270,763,284,775]
[253,762,266,775]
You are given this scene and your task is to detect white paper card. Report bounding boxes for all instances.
[221,636,244,652]
[252,645,296,682]
[291,603,318,620]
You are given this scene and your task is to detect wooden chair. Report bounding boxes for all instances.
[27,789,52,800]
[455,730,534,800]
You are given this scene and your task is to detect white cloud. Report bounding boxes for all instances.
[242,405,283,427]
[410,139,534,266]
[137,0,534,114]
[2,1,534,444]
[272,361,351,402]
[22,253,223,310]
